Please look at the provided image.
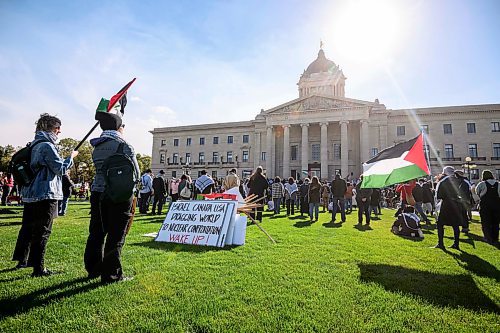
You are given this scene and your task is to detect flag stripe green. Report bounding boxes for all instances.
[362,164,428,188]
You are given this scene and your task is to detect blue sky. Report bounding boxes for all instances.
[1,0,499,154]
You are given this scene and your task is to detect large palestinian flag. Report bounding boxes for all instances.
[361,133,430,188]
[96,78,136,115]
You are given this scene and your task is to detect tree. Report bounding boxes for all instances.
[57,138,95,183]
[136,153,152,174]
[0,145,18,172]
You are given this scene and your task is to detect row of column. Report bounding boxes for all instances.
[264,120,370,179]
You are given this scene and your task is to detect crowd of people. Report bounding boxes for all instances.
[3,113,500,283]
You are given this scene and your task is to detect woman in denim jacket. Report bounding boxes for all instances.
[12,113,77,277]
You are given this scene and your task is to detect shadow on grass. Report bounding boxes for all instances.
[0,277,102,320]
[293,221,313,228]
[358,263,500,313]
[0,221,22,227]
[354,224,373,232]
[444,249,500,282]
[130,239,232,253]
[289,215,309,220]
[322,221,344,228]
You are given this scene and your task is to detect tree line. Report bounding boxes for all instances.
[0,139,151,184]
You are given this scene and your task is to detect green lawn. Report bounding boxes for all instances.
[0,201,499,333]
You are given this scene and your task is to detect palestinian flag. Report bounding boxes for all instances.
[96,78,136,115]
[361,133,430,188]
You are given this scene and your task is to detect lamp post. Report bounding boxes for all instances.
[183,162,191,175]
[463,156,477,182]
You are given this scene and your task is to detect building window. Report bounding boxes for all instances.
[492,122,500,132]
[468,144,478,158]
[333,143,341,160]
[200,137,205,145]
[172,170,177,178]
[443,124,452,134]
[213,137,219,144]
[423,144,430,157]
[493,143,500,158]
[397,126,405,136]
[212,171,217,179]
[467,123,476,134]
[471,169,479,180]
[227,151,233,162]
[185,153,191,164]
[186,138,192,146]
[291,145,298,161]
[227,136,233,144]
[496,169,500,180]
[242,150,249,162]
[370,148,379,157]
[243,134,249,143]
[212,152,219,163]
[160,153,165,164]
[198,152,205,163]
[444,144,454,158]
[161,139,166,146]
[172,153,178,164]
[261,152,266,161]
[311,144,320,161]
[173,138,179,146]
[421,125,429,134]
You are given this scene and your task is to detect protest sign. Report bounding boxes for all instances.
[155,200,237,247]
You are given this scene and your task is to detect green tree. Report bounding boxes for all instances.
[136,153,152,174]
[57,138,95,183]
[0,145,18,172]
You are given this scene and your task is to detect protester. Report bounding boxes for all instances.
[178,174,193,200]
[299,178,310,217]
[271,176,284,215]
[370,188,381,216]
[308,176,321,222]
[455,170,473,233]
[422,180,434,216]
[247,166,268,222]
[58,170,74,216]
[355,176,373,226]
[284,177,298,216]
[12,113,77,276]
[475,170,500,245]
[433,166,467,249]
[412,179,430,224]
[223,168,240,191]
[1,172,14,206]
[194,170,215,196]
[152,170,167,215]
[391,206,424,239]
[84,113,139,283]
[331,174,347,222]
[139,169,153,213]
[344,182,354,213]
[321,181,331,212]
[170,178,179,202]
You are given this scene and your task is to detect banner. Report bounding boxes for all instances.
[155,200,237,247]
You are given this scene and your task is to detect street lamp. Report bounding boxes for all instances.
[463,156,477,182]
[183,162,191,175]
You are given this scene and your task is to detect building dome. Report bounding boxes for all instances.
[304,49,336,76]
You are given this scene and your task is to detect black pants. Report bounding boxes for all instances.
[249,195,264,222]
[152,194,165,215]
[480,206,500,244]
[437,222,460,246]
[286,199,295,215]
[84,191,133,283]
[1,185,12,205]
[12,200,57,273]
[139,191,151,213]
[357,200,371,225]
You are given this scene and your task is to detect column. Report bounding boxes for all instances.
[320,122,329,180]
[301,123,309,178]
[340,120,349,177]
[282,125,290,178]
[253,131,261,170]
[360,120,369,164]
[266,126,273,178]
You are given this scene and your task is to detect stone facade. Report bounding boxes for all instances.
[150,49,500,183]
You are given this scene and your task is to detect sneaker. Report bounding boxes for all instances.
[31,269,55,277]
[15,262,28,269]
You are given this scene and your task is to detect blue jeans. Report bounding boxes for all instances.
[332,197,346,222]
[414,201,429,222]
[309,202,320,221]
[58,196,70,215]
[345,198,353,212]
[273,198,281,214]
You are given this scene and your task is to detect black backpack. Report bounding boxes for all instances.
[8,141,45,187]
[101,142,136,203]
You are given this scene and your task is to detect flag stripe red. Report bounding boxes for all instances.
[107,78,137,112]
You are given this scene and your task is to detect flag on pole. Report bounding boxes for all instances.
[96,78,136,115]
[361,133,430,188]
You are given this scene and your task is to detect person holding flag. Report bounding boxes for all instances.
[84,79,140,283]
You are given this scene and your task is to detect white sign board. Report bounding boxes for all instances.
[155,200,237,247]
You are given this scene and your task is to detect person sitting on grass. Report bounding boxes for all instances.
[391,206,424,239]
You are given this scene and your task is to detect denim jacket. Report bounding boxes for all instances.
[21,132,74,203]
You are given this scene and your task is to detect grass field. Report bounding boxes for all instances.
[0,201,499,333]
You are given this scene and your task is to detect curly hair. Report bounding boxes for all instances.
[35,113,61,132]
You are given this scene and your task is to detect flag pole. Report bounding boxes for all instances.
[422,130,433,182]
[74,121,99,151]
